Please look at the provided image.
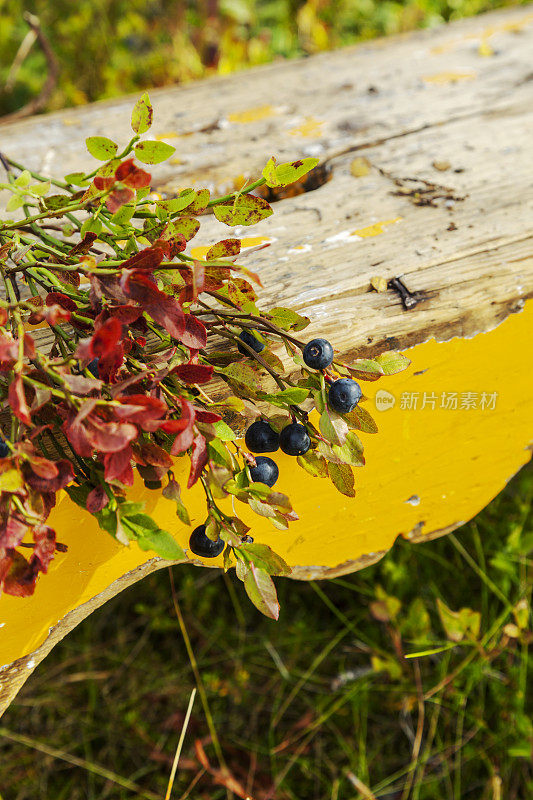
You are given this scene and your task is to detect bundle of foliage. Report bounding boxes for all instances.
[0,94,408,616]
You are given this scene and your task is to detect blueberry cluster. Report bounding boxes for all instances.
[191,336,363,558]
[0,436,10,458]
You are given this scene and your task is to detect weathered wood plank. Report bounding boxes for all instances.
[1,6,533,715]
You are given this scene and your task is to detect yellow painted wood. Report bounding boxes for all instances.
[1,300,532,667]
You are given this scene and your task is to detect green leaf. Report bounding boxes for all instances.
[14,170,31,188]
[86,136,118,161]
[44,194,76,211]
[342,405,378,434]
[213,194,273,227]
[29,181,51,197]
[111,204,135,225]
[221,362,261,394]
[206,239,241,260]
[156,190,197,217]
[163,216,200,242]
[213,420,236,441]
[136,528,186,560]
[262,156,320,188]
[332,431,365,467]
[375,351,411,376]
[236,543,291,576]
[259,387,309,407]
[297,450,329,478]
[319,408,348,446]
[131,92,153,134]
[346,359,384,381]
[436,598,481,643]
[243,564,280,619]
[64,171,89,186]
[134,140,176,164]
[267,307,310,331]
[328,462,356,497]
[5,195,23,212]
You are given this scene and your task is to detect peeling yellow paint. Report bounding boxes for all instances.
[423,71,477,84]
[288,116,325,138]
[190,236,272,261]
[353,218,402,238]
[431,11,533,54]
[228,105,277,124]
[1,302,533,663]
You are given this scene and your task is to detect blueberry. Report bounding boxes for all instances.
[303,338,334,370]
[328,378,362,413]
[245,420,279,453]
[87,358,99,378]
[279,423,311,456]
[249,456,279,487]
[0,437,10,458]
[237,330,265,356]
[189,524,225,558]
[241,535,254,544]
[144,480,162,490]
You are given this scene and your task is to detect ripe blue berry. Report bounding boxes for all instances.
[249,456,279,487]
[328,378,362,413]
[245,420,279,453]
[303,338,334,370]
[241,535,254,544]
[189,524,225,558]
[0,437,10,458]
[87,358,99,378]
[237,330,265,356]
[279,423,311,456]
[144,480,162,490]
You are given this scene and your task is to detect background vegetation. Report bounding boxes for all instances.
[1,465,531,798]
[0,0,528,116]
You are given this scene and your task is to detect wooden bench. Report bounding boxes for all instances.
[1,5,532,716]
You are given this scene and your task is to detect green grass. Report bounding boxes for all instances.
[1,463,531,799]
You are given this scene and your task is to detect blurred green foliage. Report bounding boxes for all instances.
[0,0,527,116]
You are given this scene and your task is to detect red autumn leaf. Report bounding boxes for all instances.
[0,550,38,597]
[62,400,98,457]
[98,343,125,383]
[23,334,36,359]
[26,456,59,479]
[121,245,167,272]
[86,485,109,513]
[154,232,186,258]
[29,304,71,326]
[0,308,7,326]
[138,441,173,468]
[115,394,167,427]
[9,375,31,425]
[62,373,103,395]
[0,335,19,364]
[90,317,123,359]
[173,363,214,385]
[121,271,185,339]
[194,408,222,424]
[46,292,77,312]
[106,186,135,213]
[85,416,138,453]
[115,158,151,188]
[135,336,146,347]
[104,445,134,485]
[108,305,142,324]
[167,398,196,455]
[94,175,115,191]
[187,434,208,488]
[68,232,97,256]
[23,459,74,493]
[0,513,28,550]
[32,524,56,572]
[181,315,207,351]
